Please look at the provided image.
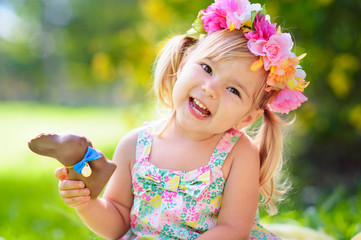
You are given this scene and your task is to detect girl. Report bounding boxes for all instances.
[55,0,309,239]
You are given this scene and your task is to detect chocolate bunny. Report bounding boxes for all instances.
[28,133,117,199]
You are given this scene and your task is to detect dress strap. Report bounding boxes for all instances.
[135,122,154,164]
[209,128,243,169]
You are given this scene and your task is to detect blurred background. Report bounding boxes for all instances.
[0,0,360,239]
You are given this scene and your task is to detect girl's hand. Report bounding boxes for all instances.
[54,167,91,209]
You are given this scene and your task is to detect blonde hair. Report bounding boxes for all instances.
[153,29,288,215]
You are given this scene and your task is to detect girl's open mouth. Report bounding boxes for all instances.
[189,97,211,119]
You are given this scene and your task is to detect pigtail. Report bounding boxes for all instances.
[254,107,289,215]
[153,35,198,110]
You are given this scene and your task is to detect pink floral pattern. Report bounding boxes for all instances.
[120,123,280,239]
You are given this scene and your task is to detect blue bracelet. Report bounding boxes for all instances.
[66,146,101,177]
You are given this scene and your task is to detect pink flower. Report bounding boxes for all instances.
[201,0,263,33]
[264,33,293,66]
[245,13,277,40]
[201,2,227,34]
[247,39,266,56]
[218,139,231,152]
[269,87,307,114]
[162,191,177,202]
[220,0,251,29]
[130,214,137,228]
[247,33,293,70]
[144,194,151,201]
[185,206,200,222]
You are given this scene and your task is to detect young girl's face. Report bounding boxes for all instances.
[172,54,265,136]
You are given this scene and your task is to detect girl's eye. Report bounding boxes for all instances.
[227,87,240,97]
[201,64,212,75]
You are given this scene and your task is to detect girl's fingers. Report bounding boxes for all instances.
[58,179,85,191]
[63,195,91,208]
[54,167,68,181]
[55,168,91,209]
[60,188,90,198]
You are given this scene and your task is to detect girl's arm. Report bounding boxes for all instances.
[56,129,139,240]
[196,135,260,240]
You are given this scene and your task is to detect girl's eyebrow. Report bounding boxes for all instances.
[203,57,213,63]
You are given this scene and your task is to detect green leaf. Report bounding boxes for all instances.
[192,16,206,34]
[260,4,267,16]
[250,10,257,30]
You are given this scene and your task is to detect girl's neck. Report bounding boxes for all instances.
[150,117,226,172]
[159,116,223,143]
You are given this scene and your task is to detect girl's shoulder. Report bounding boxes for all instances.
[222,131,260,179]
[118,127,142,147]
[113,125,144,167]
[230,132,260,167]
[113,121,162,166]
[236,133,258,153]
[116,120,161,146]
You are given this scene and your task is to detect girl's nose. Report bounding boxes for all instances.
[201,80,219,99]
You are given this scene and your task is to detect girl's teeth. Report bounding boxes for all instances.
[193,108,208,117]
[194,99,207,110]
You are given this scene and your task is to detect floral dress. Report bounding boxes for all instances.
[120,123,280,240]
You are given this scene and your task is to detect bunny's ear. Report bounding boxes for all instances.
[28,132,91,166]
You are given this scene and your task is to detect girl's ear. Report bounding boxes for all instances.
[235,109,264,129]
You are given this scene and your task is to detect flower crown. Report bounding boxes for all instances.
[191,0,309,114]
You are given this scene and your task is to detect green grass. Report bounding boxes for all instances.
[0,171,98,240]
[0,101,154,240]
[260,184,361,239]
[0,101,360,240]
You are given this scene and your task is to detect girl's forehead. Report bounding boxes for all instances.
[190,34,253,59]
[217,58,263,79]
[189,53,254,70]
[189,45,254,63]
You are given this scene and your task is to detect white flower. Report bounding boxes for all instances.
[239,3,262,23]
[265,14,271,23]
[295,66,306,79]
